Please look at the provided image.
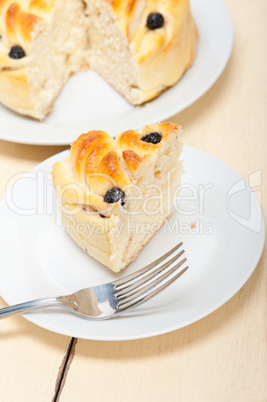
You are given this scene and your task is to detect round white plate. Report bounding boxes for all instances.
[0,0,233,146]
[0,146,265,341]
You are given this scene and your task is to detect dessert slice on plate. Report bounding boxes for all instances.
[52,122,183,272]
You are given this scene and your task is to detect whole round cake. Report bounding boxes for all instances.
[0,0,198,120]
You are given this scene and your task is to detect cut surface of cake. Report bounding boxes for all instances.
[0,0,89,119]
[84,0,198,105]
[52,122,183,273]
[0,0,198,119]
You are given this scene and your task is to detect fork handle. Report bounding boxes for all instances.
[0,297,65,319]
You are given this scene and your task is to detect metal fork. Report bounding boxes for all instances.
[0,243,188,320]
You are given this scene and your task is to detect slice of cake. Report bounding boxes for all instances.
[52,122,183,272]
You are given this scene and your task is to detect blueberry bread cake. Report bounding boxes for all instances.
[52,122,183,272]
[0,0,198,120]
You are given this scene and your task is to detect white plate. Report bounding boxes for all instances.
[0,146,265,341]
[0,0,233,146]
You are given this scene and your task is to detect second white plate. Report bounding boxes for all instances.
[0,0,233,145]
[0,146,264,340]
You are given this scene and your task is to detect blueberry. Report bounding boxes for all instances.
[104,187,125,205]
[9,45,26,59]
[141,132,162,144]
[147,13,164,30]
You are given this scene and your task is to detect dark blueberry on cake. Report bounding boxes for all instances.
[147,13,164,30]
[141,132,162,144]
[9,46,26,59]
[104,187,125,205]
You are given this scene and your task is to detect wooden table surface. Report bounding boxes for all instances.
[0,1,266,401]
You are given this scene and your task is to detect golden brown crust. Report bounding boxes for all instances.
[5,3,40,41]
[0,0,58,118]
[69,130,116,176]
[69,122,181,179]
[122,150,142,172]
[52,122,182,208]
[29,0,57,14]
[99,150,130,187]
[117,122,181,157]
[117,129,161,155]
[0,1,45,55]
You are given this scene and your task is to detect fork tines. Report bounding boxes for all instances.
[113,242,188,312]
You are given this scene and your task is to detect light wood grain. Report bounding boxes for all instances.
[0,144,71,402]
[0,0,266,401]
[59,1,267,401]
